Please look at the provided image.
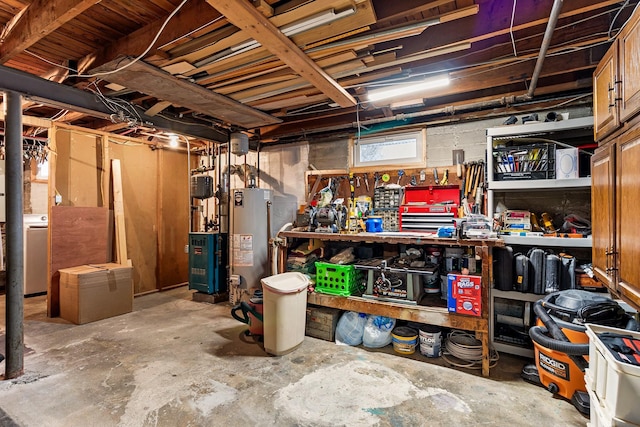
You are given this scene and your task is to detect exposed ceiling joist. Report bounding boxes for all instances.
[0,0,100,63]
[205,0,358,108]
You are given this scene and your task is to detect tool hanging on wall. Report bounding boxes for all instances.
[410,175,417,186]
[439,169,449,185]
[420,170,426,183]
[433,168,439,183]
[374,172,380,188]
[397,169,404,185]
[363,173,370,192]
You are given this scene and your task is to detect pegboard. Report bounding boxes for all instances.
[306,165,469,205]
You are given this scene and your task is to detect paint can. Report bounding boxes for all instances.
[391,326,418,354]
[419,324,442,358]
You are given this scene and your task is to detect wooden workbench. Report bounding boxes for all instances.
[277,230,504,377]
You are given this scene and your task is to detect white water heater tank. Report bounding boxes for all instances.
[230,132,249,155]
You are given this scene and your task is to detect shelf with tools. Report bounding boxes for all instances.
[486,117,596,357]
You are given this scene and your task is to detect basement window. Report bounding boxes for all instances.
[352,130,425,168]
[31,159,49,182]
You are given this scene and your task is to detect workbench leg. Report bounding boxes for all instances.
[478,331,490,377]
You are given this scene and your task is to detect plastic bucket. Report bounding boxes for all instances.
[419,324,442,357]
[392,326,418,354]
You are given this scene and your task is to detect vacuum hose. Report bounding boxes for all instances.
[530,300,588,371]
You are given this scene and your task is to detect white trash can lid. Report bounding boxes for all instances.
[261,272,309,294]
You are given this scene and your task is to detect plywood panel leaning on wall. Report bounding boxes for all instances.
[157,148,190,289]
[49,206,110,317]
[109,141,159,294]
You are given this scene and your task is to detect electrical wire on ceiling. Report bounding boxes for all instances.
[24,49,77,72]
[87,80,142,126]
[510,0,519,57]
[608,0,640,38]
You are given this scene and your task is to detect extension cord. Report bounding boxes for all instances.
[442,330,499,369]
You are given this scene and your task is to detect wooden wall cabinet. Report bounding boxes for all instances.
[593,9,640,141]
[591,144,615,288]
[592,6,640,311]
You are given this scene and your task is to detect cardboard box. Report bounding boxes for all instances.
[556,148,579,179]
[59,263,133,324]
[503,210,531,225]
[305,306,342,341]
[447,274,482,317]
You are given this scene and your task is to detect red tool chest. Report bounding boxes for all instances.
[399,185,459,232]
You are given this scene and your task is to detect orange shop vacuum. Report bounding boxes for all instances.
[522,290,637,415]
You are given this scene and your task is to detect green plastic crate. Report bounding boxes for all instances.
[314,262,364,296]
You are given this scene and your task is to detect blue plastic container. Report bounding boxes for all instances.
[365,217,383,232]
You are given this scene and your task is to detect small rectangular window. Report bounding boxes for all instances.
[31,159,49,182]
[352,130,425,168]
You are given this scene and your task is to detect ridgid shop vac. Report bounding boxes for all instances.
[522,290,637,415]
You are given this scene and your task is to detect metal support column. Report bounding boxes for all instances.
[4,90,24,379]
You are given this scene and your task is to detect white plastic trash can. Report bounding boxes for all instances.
[261,272,309,356]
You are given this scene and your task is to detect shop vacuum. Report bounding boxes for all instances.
[522,290,638,415]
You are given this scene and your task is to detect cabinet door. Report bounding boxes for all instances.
[594,43,619,142]
[591,145,615,287]
[619,9,640,123]
[616,135,640,307]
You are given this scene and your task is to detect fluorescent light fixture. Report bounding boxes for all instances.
[168,134,179,148]
[194,8,355,68]
[367,76,450,102]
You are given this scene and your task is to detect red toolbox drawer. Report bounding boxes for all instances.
[403,185,459,205]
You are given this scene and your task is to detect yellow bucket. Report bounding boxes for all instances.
[392,326,419,355]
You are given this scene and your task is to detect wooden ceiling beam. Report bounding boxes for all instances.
[205,0,357,108]
[0,0,100,64]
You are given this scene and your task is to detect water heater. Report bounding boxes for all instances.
[230,188,272,294]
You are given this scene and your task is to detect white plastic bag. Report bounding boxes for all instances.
[363,315,396,348]
[335,311,367,346]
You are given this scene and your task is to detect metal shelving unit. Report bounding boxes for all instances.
[486,117,594,356]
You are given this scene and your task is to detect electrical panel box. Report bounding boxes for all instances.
[188,232,227,294]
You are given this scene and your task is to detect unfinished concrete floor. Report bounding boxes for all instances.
[0,287,587,427]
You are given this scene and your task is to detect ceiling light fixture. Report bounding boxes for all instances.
[367,76,450,102]
[168,133,179,148]
[194,8,356,68]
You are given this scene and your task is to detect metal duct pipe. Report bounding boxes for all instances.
[4,90,24,379]
[526,0,564,99]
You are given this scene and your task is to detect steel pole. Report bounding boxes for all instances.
[4,90,24,379]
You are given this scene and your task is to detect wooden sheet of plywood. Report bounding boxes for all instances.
[49,206,111,317]
[157,149,190,289]
[109,142,159,294]
[89,58,280,129]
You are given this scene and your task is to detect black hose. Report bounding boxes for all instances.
[529,326,590,355]
[532,300,588,372]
